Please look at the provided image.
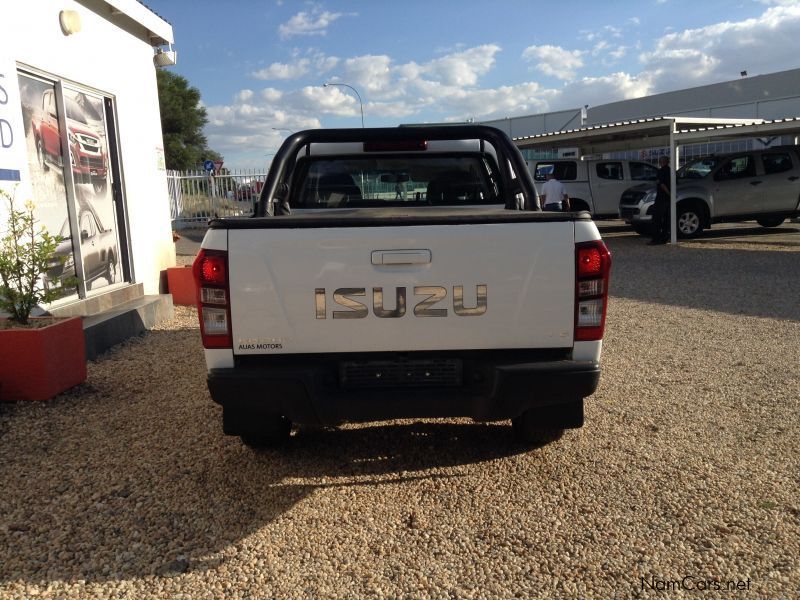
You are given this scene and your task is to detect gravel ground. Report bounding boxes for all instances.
[1,234,798,598]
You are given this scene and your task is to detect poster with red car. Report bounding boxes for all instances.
[17,73,122,296]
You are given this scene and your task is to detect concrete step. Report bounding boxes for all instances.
[50,283,145,318]
[82,294,174,360]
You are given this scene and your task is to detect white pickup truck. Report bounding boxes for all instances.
[527,158,659,217]
[192,126,611,447]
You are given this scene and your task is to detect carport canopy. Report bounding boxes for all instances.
[514,116,800,243]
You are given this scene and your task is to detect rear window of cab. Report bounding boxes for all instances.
[533,161,577,182]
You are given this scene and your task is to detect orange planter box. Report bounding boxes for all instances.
[167,266,197,306]
[0,316,87,402]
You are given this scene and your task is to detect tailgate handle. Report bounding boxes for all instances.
[371,249,432,265]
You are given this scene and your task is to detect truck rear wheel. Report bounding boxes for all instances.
[511,399,583,444]
[239,415,292,449]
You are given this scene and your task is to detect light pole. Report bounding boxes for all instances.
[323,82,364,128]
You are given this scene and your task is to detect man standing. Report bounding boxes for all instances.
[650,155,671,244]
[540,170,570,211]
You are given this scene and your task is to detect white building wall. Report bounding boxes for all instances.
[3,0,175,295]
[484,69,800,142]
[482,108,584,138]
[587,68,800,126]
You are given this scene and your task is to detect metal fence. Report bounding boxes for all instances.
[167,169,268,228]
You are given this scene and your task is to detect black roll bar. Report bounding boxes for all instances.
[255,125,538,216]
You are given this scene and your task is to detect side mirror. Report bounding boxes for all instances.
[80,230,89,241]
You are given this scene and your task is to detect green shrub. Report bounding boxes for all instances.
[0,187,65,324]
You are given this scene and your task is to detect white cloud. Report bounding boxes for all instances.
[641,4,800,91]
[235,89,254,102]
[608,46,627,59]
[250,59,310,80]
[207,4,800,166]
[581,31,597,42]
[336,45,501,97]
[313,52,339,72]
[424,44,500,86]
[300,85,360,116]
[278,7,352,39]
[205,43,530,161]
[249,50,339,81]
[592,41,610,56]
[522,44,584,79]
[560,72,652,108]
[260,88,283,102]
[363,101,417,119]
[342,55,393,93]
[204,87,321,162]
[436,82,551,122]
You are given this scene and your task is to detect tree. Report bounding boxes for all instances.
[156,70,221,170]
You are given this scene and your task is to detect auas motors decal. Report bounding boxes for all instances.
[238,337,286,350]
[314,285,488,319]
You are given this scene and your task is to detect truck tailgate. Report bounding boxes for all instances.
[228,221,575,355]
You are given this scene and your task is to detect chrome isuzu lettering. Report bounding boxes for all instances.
[315,285,487,319]
[314,288,326,319]
[454,284,488,316]
[332,288,369,319]
[373,287,407,318]
[413,286,448,317]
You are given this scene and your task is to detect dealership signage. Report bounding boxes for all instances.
[0,58,32,215]
[0,60,29,185]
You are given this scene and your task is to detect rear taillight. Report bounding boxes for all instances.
[193,249,232,349]
[575,241,611,341]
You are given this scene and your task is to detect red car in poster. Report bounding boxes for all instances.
[31,89,109,194]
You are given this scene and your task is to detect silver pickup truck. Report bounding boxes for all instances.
[619,146,800,237]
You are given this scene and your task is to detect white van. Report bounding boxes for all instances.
[527,159,659,217]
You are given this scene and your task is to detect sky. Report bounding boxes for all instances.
[143,0,800,168]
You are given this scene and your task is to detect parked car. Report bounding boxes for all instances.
[527,158,659,217]
[45,200,119,291]
[32,90,108,194]
[620,147,800,237]
[236,181,264,202]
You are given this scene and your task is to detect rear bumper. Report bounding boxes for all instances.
[207,352,601,431]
